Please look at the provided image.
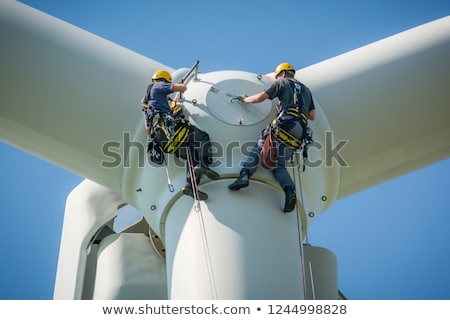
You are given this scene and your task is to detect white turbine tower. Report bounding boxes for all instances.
[1,1,449,299]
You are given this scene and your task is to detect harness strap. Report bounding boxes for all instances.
[270,78,311,151]
[146,113,190,154]
[272,126,303,150]
[163,119,190,153]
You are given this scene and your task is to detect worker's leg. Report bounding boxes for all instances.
[273,143,296,212]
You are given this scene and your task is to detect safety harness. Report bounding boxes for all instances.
[141,84,191,157]
[260,79,314,171]
[270,79,310,150]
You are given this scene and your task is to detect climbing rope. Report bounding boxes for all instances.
[186,146,200,206]
[164,161,174,192]
[291,150,308,298]
[185,146,218,299]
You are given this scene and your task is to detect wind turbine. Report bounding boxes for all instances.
[1,1,449,299]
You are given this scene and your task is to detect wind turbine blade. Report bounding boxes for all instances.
[2,1,449,201]
[0,1,171,191]
[300,16,450,198]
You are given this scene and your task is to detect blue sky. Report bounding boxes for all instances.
[1,0,449,300]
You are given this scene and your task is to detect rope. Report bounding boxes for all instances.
[186,146,200,205]
[309,261,317,300]
[293,149,307,239]
[185,147,218,299]
[164,159,174,192]
[291,150,307,298]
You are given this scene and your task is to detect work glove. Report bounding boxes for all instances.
[235,94,248,103]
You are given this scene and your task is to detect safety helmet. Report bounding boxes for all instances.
[274,62,295,78]
[151,69,172,83]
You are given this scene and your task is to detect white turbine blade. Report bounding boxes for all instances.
[2,0,448,200]
[0,1,171,191]
[300,16,450,198]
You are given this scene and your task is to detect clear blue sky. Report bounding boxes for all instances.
[1,0,449,300]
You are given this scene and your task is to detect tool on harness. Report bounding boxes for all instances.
[146,139,174,191]
[147,139,165,165]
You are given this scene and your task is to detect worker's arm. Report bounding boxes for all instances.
[308,109,315,121]
[243,91,269,104]
[172,83,187,93]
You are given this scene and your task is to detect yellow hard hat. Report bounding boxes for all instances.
[151,69,172,83]
[274,62,295,78]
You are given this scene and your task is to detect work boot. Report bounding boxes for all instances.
[194,165,220,180]
[182,183,208,201]
[228,169,249,190]
[283,187,296,212]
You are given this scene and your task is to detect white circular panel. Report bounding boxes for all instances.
[205,78,272,125]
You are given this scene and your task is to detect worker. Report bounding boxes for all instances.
[142,69,219,201]
[228,62,315,212]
